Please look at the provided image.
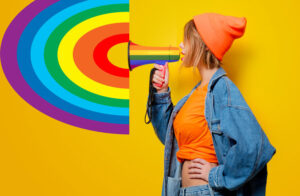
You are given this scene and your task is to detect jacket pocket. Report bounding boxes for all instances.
[210,119,231,159]
[167,176,181,196]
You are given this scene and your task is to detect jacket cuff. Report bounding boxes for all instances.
[153,87,171,104]
[208,165,223,190]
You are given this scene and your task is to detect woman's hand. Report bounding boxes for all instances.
[188,158,217,182]
[152,62,169,93]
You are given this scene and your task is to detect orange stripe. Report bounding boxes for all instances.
[73,23,129,89]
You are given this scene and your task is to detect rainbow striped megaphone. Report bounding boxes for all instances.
[128,40,180,87]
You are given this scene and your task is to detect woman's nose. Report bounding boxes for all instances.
[179,42,185,55]
[179,42,184,49]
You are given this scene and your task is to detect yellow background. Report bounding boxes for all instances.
[0,0,299,195]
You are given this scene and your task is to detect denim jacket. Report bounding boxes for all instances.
[148,66,276,196]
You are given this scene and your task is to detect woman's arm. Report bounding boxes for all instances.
[147,86,174,145]
[208,106,276,191]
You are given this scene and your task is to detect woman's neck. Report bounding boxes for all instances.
[197,64,219,87]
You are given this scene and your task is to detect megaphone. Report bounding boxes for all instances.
[127,40,181,124]
[128,40,180,87]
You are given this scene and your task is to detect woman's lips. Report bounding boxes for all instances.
[181,51,185,61]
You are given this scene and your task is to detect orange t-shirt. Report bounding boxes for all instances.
[173,83,218,163]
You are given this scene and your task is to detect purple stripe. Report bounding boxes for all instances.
[130,59,178,68]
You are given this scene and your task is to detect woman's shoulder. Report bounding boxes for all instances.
[213,76,251,111]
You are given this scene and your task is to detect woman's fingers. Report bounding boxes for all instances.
[188,162,204,169]
[152,75,164,89]
[189,174,206,180]
[153,80,164,87]
[191,158,208,165]
[154,63,164,69]
[153,83,162,89]
[154,64,164,73]
[153,63,161,70]
[188,168,202,174]
[153,74,165,83]
[154,70,164,79]
[153,63,168,90]
[152,64,165,86]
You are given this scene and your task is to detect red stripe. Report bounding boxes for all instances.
[93,34,129,78]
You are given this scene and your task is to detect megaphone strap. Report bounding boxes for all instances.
[144,67,158,124]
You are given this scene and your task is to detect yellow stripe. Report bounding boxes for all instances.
[58,12,129,99]
[130,50,179,56]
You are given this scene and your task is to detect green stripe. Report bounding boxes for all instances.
[130,55,180,60]
[44,4,129,108]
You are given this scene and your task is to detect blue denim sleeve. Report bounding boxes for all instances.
[148,86,174,145]
[208,106,276,191]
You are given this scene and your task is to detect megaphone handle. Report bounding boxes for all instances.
[155,63,166,88]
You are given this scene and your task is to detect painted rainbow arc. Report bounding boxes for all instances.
[0,0,130,134]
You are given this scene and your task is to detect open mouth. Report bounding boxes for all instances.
[181,51,185,61]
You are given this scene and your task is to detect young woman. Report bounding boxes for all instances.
[149,13,276,196]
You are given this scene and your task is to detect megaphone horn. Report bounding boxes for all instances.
[128,40,180,71]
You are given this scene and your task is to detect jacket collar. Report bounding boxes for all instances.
[193,66,227,92]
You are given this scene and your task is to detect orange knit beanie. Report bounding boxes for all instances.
[193,13,247,61]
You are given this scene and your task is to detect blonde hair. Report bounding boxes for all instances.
[180,19,221,71]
